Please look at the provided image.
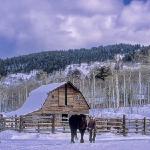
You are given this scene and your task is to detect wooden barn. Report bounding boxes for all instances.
[7,81,90,121]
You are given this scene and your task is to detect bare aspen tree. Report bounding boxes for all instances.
[18,88,21,107]
[93,72,96,109]
[114,55,123,108]
[148,82,150,104]
[82,77,85,94]
[123,72,126,107]
[139,67,142,106]
[115,71,120,108]
[108,80,111,108]
[111,72,115,108]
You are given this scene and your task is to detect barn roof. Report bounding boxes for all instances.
[5,82,67,116]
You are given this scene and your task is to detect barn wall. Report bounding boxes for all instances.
[58,86,65,106]
[30,83,89,115]
[67,84,89,112]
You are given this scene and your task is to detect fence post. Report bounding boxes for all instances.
[15,115,17,130]
[11,116,13,129]
[0,114,4,131]
[3,117,6,130]
[51,114,55,134]
[19,116,23,132]
[37,121,40,133]
[143,117,146,135]
[135,119,138,134]
[123,115,127,136]
[106,119,109,131]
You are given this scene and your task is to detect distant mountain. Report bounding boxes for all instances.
[0,43,150,76]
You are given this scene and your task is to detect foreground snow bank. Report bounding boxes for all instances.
[0,130,150,150]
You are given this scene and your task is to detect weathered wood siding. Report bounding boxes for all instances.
[37,84,89,113]
[32,83,89,115]
[67,84,89,113]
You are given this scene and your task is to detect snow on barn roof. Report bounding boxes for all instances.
[5,82,66,117]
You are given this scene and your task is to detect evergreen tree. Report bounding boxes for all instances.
[1,43,149,76]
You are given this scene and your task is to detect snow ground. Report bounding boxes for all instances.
[0,130,150,150]
[90,105,150,119]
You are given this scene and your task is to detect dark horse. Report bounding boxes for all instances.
[69,114,87,143]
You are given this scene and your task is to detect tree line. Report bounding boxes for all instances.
[0,43,149,76]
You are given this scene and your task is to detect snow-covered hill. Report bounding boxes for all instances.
[65,62,109,77]
[0,60,146,113]
[1,61,142,86]
[1,70,39,86]
[65,61,141,77]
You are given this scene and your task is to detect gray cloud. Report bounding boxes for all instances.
[0,0,149,58]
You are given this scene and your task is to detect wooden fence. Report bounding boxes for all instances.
[95,115,150,135]
[0,114,70,133]
[0,114,150,135]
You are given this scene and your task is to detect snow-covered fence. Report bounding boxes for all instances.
[0,114,55,133]
[19,115,56,133]
[0,116,19,131]
[0,114,69,133]
[1,114,150,135]
[95,117,123,134]
[125,117,150,135]
[95,115,150,136]
[20,114,70,133]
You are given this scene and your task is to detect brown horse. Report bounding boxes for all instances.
[69,114,87,143]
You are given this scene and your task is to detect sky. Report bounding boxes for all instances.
[0,0,149,58]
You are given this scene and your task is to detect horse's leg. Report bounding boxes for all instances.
[75,130,78,140]
[89,129,92,143]
[93,130,96,143]
[79,130,84,143]
[71,130,73,143]
[71,129,75,143]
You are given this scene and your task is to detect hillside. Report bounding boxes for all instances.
[0,43,150,113]
[0,43,149,76]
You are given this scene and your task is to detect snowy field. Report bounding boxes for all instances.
[0,130,150,150]
[90,105,150,119]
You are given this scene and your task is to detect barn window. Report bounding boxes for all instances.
[62,114,68,122]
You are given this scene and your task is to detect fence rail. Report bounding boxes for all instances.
[1,114,150,135]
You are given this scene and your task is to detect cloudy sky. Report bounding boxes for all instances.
[0,0,149,58]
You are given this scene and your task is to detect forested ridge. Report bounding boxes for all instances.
[0,43,149,76]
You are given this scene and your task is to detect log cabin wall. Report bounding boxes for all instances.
[27,82,89,127]
[67,84,89,113]
[32,83,89,115]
